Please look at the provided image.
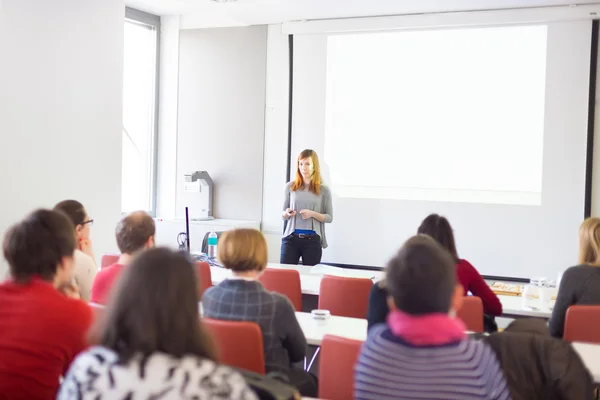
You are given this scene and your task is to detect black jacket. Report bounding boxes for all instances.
[482,318,595,400]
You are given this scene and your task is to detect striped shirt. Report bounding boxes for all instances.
[355,325,511,400]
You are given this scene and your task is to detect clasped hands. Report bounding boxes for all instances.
[285,208,316,220]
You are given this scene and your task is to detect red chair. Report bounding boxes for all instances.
[564,305,600,344]
[456,296,484,333]
[318,275,373,318]
[89,302,105,321]
[259,268,302,311]
[195,262,212,298]
[202,318,265,374]
[100,254,119,268]
[319,335,363,400]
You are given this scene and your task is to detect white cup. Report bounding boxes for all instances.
[311,309,331,320]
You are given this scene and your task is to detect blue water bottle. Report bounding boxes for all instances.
[207,230,218,259]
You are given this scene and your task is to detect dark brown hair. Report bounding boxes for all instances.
[218,229,268,272]
[385,235,456,315]
[3,209,76,283]
[115,211,156,254]
[54,199,87,227]
[417,214,459,263]
[93,247,216,363]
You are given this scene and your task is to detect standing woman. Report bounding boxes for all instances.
[54,200,97,301]
[281,149,333,266]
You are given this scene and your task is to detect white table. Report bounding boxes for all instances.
[295,312,367,346]
[210,263,382,296]
[572,342,600,382]
[497,294,552,319]
[211,264,553,319]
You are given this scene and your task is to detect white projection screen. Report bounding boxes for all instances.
[291,21,593,279]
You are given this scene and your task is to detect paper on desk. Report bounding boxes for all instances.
[309,264,348,277]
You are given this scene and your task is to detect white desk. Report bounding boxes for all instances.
[497,294,552,319]
[155,218,260,252]
[293,312,600,384]
[211,264,553,319]
[572,342,600,382]
[295,312,367,346]
[210,263,381,296]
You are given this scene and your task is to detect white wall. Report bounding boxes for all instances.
[0,0,124,277]
[262,25,290,262]
[156,15,180,220]
[176,26,267,222]
[261,21,600,269]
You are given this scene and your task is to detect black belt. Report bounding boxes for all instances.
[296,233,317,239]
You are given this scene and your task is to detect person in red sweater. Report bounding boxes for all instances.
[0,209,93,399]
[90,211,155,305]
[367,214,502,331]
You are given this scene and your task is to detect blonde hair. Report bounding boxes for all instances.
[290,149,322,195]
[218,229,268,272]
[579,217,600,265]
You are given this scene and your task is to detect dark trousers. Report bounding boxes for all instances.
[280,234,322,266]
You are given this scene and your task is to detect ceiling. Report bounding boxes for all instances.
[125,0,600,29]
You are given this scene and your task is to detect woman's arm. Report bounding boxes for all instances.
[278,297,307,363]
[367,283,389,330]
[461,260,502,316]
[282,185,293,220]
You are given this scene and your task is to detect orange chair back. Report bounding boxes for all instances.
[564,305,600,343]
[259,268,303,311]
[100,254,119,269]
[319,335,363,400]
[202,318,265,374]
[318,275,373,318]
[195,262,212,298]
[456,296,484,332]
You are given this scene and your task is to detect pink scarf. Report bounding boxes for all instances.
[387,310,467,346]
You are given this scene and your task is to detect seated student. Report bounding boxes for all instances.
[90,211,155,304]
[54,199,98,301]
[202,229,318,397]
[549,217,600,338]
[355,235,510,400]
[367,213,502,330]
[59,248,257,399]
[0,209,93,399]
[483,318,594,400]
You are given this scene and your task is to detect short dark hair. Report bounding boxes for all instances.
[385,235,456,315]
[417,214,459,262]
[115,211,155,254]
[94,247,216,363]
[54,200,87,227]
[3,209,76,283]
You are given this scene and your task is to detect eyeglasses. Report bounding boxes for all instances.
[81,219,94,226]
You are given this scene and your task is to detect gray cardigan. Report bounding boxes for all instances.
[282,182,333,248]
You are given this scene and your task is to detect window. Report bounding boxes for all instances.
[122,8,159,214]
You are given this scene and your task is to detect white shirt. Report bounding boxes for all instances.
[58,346,258,400]
[73,249,97,302]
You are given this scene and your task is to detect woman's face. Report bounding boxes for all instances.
[75,212,92,240]
[298,157,313,180]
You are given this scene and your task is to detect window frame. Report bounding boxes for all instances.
[123,7,160,216]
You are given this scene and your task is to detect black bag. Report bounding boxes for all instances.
[237,369,301,400]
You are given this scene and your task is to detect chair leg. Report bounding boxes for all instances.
[306,347,320,371]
